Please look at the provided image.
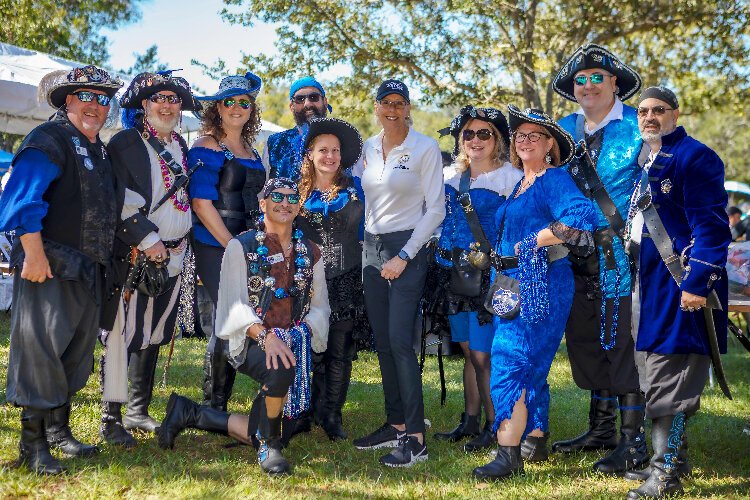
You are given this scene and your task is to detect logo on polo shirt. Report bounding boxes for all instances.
[394,154,411,170]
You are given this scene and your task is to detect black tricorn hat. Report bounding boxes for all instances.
[440,105,510,158]
[552,43,642,103]
[507,105,575,166]
[120,70,201,111]
[303,117,363,170]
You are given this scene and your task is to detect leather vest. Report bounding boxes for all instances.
[13,112,117,265]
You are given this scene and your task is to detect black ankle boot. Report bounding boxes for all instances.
[552,390,618,453]
[123,344,161,433]
[594,392,649,474]
[201,337,236,412]
[322,413,347,441]
[19,407,65,475]
[472,445,523,481]
[464,421,496,452]
[46,402,98,457]
[521,434,549,462]
[158,392,229,449]
[434,412,480,442]
[100,401,137,449]
[257,402,291,475]
[627,413,686,498]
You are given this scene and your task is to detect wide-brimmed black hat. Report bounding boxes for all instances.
[552,43,642,103]
[120,70,201,111]
[441,105,510,157]
[507,105,575,165]
[42,65,123,109]
[303,117,363,170]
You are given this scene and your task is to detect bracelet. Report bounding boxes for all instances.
[256,327,269,351]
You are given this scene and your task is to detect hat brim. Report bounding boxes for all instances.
[47,82,122,109]
[304,118,363,170]
[121,81,201,112]
[195,88,260,101]
[507,105,575,166]
[552,44,642,102]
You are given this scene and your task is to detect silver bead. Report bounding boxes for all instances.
[255,231,266,242]
[264,276,276,287]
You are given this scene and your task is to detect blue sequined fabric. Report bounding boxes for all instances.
[266,124,309,181]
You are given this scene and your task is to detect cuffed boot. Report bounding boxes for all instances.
[593,392,649,474]
[464,421,496,452]
[158,392,229,449]
[434,412,480,442]
[625,424,691,481]
[627,413,686,498]
[201,336,236,412]
[472,445,523,481]
[123,344,161,433]
[46,402,98,457]
[521,434,549,462]
[257,399,291,475]
[321,326,356,441]
[552,390,618,453]
[100,401,137,449]
[18,407,65,475]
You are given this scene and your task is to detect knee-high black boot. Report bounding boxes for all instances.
[19,407,65,475]
[158,392,229,449]
[256,396,291,475]
[46,402,98,457]
[552,390,618,453]
[593,391,649,474]
[123,344,161,432]
[625,433,691,481]
[201,336,237,412]
[627,413,686,499]
[321,320,356,441]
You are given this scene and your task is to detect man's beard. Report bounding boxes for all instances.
[641,130,662,143]
[146,110,180,135]
[293,105,327,125]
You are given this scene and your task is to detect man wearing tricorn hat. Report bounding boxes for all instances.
[625,86,730,499]
[550,44,649,474]
[0,65,122,474]
[98,71,201,448]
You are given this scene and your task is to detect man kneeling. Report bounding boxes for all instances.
[158,178,329,475]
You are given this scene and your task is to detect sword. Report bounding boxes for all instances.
[150,159,202,215]
[703,306,732,400]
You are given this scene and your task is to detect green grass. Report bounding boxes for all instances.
[0,311,748,499]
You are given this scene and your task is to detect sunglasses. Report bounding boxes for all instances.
[291,92,323,104]
[268,192,301,204]
[148,93,182,104]
[637,105,675,117]
[222,97,252,109]
[574,73,613,86]
[514,131,550,143]
[462,129,494,141]
[72,91,111,106]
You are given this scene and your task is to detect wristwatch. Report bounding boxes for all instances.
[398,250,411,262]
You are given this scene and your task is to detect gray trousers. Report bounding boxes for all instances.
[643,351,710,419]
[6,273,99,409]
[363,230,428,435]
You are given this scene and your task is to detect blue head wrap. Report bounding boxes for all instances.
[289,76,333,113]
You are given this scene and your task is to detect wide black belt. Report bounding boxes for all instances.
[491,244,569,271]
[217,209,245,220]
[164,236,186,249]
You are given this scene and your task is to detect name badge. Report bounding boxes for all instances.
[76,146,88,157]
[267,253,284,265]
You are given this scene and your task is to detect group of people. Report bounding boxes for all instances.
[0,41,732,499]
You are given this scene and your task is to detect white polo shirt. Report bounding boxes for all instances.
[361,127,445,258]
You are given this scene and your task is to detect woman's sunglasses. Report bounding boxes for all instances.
[268,192,301,204]
[462,129,494,141]
[222,97,252,109]
[72,91,111,107]
[573,73,613,86]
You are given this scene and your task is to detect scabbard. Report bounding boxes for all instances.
[703,306,732,400]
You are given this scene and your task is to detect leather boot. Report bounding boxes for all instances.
[46,402,98,457]
[201,336,236,412]
[434,412,480,442]
[100,401,137,449]
[158,392,229,449]
[552,390,618,453]
[257,398,291,475]
[521,434,549,462]
[123,344,161,433]
[627,413,686,498]
[18,407,65,475]
[464,421,496,452]
[321,324,355,441]
[594,392,649,474]
[472,445,523,481]
[311,351,326,426]
[625,427,691,481]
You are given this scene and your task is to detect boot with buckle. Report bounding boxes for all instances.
[626,413,686,499]
[593,392,649,474]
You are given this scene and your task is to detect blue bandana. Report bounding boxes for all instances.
[289,76,333,112]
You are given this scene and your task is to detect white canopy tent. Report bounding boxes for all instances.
[0,41,284,144]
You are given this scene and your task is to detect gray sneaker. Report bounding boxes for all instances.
[353,422,406,450]
[379,436,428,467]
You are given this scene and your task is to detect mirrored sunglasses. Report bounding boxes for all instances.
[148,93,182,104]
[222,97,252,109]
[574,73,612,86]
[268,192,300,204]
[72,91,111,106]
[462,129,494,141]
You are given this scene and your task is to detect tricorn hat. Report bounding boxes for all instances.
[303,117,363,170]
[441,105,510,157]
[552,43,642,103]
[120,70,201,111]
[507,105,575,165]
[43,65,123,109]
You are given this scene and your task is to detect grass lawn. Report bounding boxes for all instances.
[0,311,748,499]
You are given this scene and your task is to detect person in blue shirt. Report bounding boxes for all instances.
[189,72,266,413]
[0,65,122,474]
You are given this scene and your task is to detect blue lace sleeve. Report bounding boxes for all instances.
[545,170,595,255]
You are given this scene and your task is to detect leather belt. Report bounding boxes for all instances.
[217,209,245,220]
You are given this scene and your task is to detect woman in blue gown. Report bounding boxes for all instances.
[473,106,595,480]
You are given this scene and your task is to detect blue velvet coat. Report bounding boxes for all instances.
[636,126,730,355]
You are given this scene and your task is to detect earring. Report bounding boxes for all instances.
[545,151,552,164]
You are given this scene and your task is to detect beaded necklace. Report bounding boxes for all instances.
[145,120,190,212]
[254,220,310,299]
